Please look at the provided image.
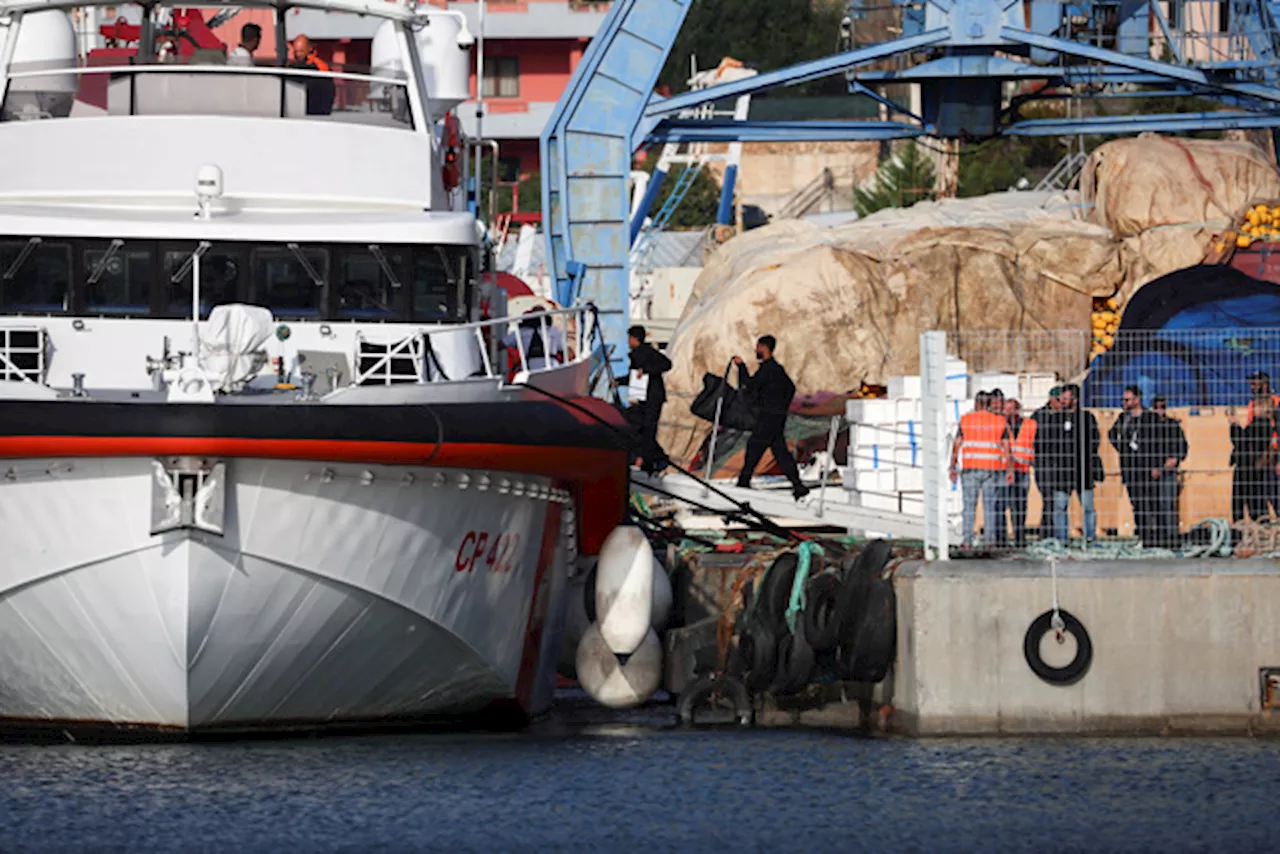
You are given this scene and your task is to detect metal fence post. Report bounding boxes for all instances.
[816,415,839,518]
[703,396,724,497]
[921,330,950,561]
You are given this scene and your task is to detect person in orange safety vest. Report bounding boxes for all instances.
[950,390,1014,548]
[1003,398,1036,548]
[289,35,335,116]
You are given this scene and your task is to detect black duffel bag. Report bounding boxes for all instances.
[690,362,756,431]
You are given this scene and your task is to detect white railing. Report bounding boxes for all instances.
[352,304,603,387]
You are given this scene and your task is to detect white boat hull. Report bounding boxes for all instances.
[0,457,575,732]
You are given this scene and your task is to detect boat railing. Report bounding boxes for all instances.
[351,304,605,387]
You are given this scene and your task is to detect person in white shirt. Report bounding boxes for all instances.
[227,23,261,67]
[501,310,565,373]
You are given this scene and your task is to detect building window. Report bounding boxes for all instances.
[482,56,519,98]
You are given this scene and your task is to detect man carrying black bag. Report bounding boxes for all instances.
[733,335,809,500]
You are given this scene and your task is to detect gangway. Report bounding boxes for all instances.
[630,471,927,540]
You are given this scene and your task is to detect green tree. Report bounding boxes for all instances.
[658,0,846,95]
[636,153,722,229]
[957,136,1065,197]
[852,143,936,216]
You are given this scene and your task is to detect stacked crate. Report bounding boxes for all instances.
[841,362,1058,533]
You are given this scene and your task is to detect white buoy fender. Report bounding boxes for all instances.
[595,526,654,655]
[575,624,662,709]
[650,556,673,632]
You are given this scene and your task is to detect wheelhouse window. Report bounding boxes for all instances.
[413,246,467,321]
[336,245,406,320]
[163,246,242,318]
[83,240,152,314]
[0,239,71,313]
[251,245,328,318]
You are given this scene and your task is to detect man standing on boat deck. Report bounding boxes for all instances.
[625,325,671,475]
[733,336,809,500]
[227,23,261,67]
[289,35,335,116]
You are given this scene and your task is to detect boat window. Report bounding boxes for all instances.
[336,245,405,320]
[250,246,328,318]
[83,241,153,314]
[413,247,464,321]
[0,239,72,313]
[163,247,242,318]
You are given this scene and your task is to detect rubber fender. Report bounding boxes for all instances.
[588,560,671,631]
[835,539,893,643]
[676,674,753,727]
[802,572,843,652]
[595,526,654,655]
[575,624,663,709]
[838,577,897,684]
[757,552,799,635]
[770,620,815,695]
[1023,609,1093,687]
[740,625,777,693]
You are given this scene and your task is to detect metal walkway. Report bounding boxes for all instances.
[630,472,926,540]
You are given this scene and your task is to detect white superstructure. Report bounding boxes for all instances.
[0,0,636,735]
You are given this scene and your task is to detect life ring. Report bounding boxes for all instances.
[802,572,842,652]
[838,577,897,684]
[1023,609,1093,686]
[676,674,752,726]
[441,113,462,192]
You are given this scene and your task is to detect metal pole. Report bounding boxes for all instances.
[703,396,723,496]
[817,415,839,518]
[474,0,485,220]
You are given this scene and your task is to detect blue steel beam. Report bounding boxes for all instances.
[1004,110,1280,135]
[540,0,692,377]
[647,119,927,144]
[1002,27,1280,105]
[643,29,951,118]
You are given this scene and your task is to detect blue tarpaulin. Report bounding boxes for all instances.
[1083,266,1280,409]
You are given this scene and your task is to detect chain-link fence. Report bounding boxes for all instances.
[936,328,1280,556]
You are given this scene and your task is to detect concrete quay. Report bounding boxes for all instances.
[892,559,1280,736]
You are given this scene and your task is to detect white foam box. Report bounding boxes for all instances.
[887,375,922,399]
[897,467,924,492]
[891,445,918,467]
[847,446,885,472]
[968,372,1019,398]
[849,423,885,448]
[945,358,969,398]
[894,399,921,421]
[846,399,895,424]
[851,469,897,493]
[1020,373,1058,399]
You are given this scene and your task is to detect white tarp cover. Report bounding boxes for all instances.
[199,304,274,393]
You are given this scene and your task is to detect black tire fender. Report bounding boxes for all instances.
[757,553,799,635]
[1023,609,1093,686]
[676,674,753,727]
[802,572,842,652]
[740,625,777,693]
[838,577,897,684]
[771,620,815,695]
[835,539,893,643]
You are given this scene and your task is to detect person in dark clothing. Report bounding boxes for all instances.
[289,35,335,116]
[733,335,809,499]
[1108,386,1165,546]
[1231,393,1280,520]
[624,325,671,474]
[1032,384,1101,543]
[1149,395,1188,544]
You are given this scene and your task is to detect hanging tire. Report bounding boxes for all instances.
[676,674,753,727]
[802,572,842,652]
[1023,609,1093,686]
[771,620,815,695]
[757,553,799,635]
[834,539,893,643]
[838,577,897,684]
[740,625,777,692]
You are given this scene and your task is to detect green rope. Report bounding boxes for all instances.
[1023,518,1234,561]
[785,541,825,635]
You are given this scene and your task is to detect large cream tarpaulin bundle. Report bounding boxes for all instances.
[1080,134,1280,292]
[659,193,1123,464]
